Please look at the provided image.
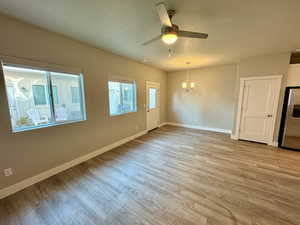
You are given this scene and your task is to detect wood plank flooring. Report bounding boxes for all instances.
[1,125,300,225]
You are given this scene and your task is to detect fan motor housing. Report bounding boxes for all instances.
[161,24,179,36]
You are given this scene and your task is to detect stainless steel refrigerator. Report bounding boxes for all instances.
[279,87,300,151]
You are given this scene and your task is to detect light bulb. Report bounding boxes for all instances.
[162,33,178,45]
[182,82,187,89]
[190,82,195,89]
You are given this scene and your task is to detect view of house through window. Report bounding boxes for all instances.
[2,65,86,132]
[32,85,47,105]
[50,72,84,122]
[108,79,137,116]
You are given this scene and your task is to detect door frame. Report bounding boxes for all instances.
[234,75,282,145]
[146,81,160,131]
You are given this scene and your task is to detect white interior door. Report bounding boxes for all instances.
[146,81,160,131]
[238,76,281,144]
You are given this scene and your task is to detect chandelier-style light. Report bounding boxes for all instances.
[182,62,195,91]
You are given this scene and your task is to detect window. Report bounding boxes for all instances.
[51,72,85,122]
[108,79,137,116]
[2,65,86,132]
[149,88,157,109]
[71,87,80,103]
[32,85,47,105]
[52,85,59,105]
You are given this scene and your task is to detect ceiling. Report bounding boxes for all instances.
[0,0,300,71]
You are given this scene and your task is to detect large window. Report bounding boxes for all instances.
[2,65,86,132]
[108,79,137,116]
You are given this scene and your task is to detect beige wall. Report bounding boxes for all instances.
[0,14,167,189]
[167,53,291,143]
[0,12,293,191]
[232,53,291,141]
[167,65,237,131]
[287,64,300,86]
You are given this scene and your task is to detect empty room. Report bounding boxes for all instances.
[0,0,300,224]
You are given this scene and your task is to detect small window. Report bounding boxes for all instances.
[108,79,137,116]
[2,65,86,132]
[149,88,157,109]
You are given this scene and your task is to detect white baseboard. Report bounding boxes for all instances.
[159,122,168,127]
[0,130,147,200]
[230,134,239,140]
[166,122,232,134]
[230,135,279,147]
[268,141,279,147]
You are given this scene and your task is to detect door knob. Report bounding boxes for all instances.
[266,114,273,118]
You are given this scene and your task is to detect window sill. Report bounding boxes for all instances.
[109,110,137,117]
[12,119,87,133]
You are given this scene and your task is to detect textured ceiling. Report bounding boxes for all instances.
[0,0,299,71]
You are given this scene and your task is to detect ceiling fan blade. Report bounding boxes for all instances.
[141,35,162,46]
[178,30,208,39]
[156,2,172,27]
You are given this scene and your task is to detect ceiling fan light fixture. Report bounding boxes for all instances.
[141,3,208,46]
[162,33,178,45]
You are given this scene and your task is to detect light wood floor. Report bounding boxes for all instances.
[1,125,300,225]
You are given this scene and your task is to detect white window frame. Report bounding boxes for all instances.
[108,76,137,116]
[1,62,87,133]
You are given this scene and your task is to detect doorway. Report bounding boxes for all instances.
[235,76,282,145]
[146,81,160,131]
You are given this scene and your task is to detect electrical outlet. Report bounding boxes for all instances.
[4,168,13,177]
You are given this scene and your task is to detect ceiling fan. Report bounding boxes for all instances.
[142,2,208,46]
